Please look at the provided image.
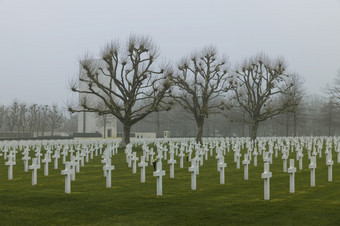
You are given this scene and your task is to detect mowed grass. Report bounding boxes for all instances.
[1,144,340,225]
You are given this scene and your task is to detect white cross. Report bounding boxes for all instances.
[42,154,51,176]
[61,162,73,194]
[167,152,177,179]
[242,154,250,180]
[218,156,227,184]
[103,158,115,188]
[288,159,296,193]
[22,153,31,172]
[52,150,60,170]
[35,151,43,166]
[153,161,166,196]
[253,150,258,167]
[309,156,316,187]
[29,158,40,185]
[178,151,185,168]
[138,156,148,183]
[282,152,288,172]
[131,152,139,174]
[216,151,223,172]
[69,156,77,181]
[235,151,241,169]
[188,158,198,190]
[297,151,303,170]
[5,153,16,180]
[326,153,333,182]
[261,162,272,200]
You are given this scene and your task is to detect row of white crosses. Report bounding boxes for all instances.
[1,136,339,198]
[0,140,117,194]
[115,137,339,198]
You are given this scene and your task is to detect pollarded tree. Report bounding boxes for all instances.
[170,46,233,144]
[69,35,172,147]
[231,53,293,140]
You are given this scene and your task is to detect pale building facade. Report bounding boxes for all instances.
[77,59,117,138]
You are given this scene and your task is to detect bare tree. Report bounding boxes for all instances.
[321,96,340,136]
[279,73,307,136]
[35,105,42,136]
[327,68,340,100]
[62,112,78,136]
[17,103,27,137]
[49,104,62,136]
[231,53,293,140]
[69,35,172,147]
[6,101,19,133]
[27,104,38,136]
[170,46,232,144]
[40,105,49,136]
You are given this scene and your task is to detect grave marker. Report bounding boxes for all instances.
[261,162,272,200]
[218,155,227,184]
[153,161,165,196]
[61,162,73,194]
[242,154,250,180]
[29,158,40,185]
[309,156,316,187]
[103,158,115,188]
[138,156,148,183]
[188,158,198,190]
[288,159,296,193]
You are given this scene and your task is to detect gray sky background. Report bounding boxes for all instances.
[1,0,339,107]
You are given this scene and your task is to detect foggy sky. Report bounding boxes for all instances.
[1,0,339,107]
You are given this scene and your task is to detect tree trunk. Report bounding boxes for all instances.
[121,124,131,148]
[250,120,258,141]
[195,118,204,144]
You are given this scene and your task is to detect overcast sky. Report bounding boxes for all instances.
[1,0,339,107]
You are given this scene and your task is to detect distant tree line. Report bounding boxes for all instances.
[0,101,77,138]
[128,93,340,138]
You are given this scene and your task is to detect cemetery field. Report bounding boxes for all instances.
[1,144,340,225]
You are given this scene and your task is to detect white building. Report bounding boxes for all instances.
[77,59,117,138]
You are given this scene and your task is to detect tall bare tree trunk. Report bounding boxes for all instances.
[251,121,258,141]
[196,118,204,144]
[121,124,131,148]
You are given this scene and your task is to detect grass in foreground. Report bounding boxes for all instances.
[1,145,340,225]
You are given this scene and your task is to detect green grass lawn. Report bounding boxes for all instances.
[1,143,340,225]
